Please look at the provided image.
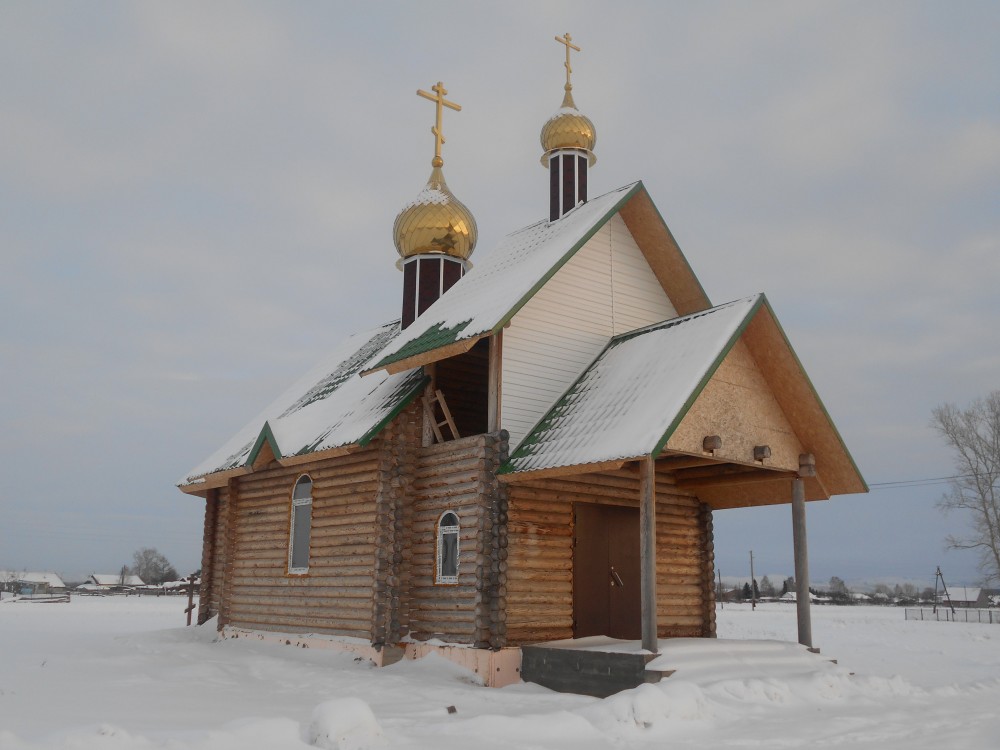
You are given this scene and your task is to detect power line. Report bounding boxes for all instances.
[869,472,996,490]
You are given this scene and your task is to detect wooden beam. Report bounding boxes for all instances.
[499,459,629,483]
[366,335,486,376]
[677,469,793,490]
[655,454,718,471]
[277,444,357,468]
[639,456,658,653]
[488,331,502,433]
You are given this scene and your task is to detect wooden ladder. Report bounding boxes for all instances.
[423,388,460,443]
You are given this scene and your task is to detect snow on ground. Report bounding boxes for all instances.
[1,598,999,749]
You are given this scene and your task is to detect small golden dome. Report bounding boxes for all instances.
[393,167,478,262]
[540,89,597,166]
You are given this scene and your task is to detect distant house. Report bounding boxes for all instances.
[0,571,67,595]
[79,573,145,591]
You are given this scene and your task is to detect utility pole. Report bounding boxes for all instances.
[749,550,756,611]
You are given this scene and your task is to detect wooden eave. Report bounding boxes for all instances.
[741,300,867,497]
[381,335,486,375]
[178,442,363,497]
[618,185,712,316]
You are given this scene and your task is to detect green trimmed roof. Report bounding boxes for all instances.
[180,321,426,485]
[367,183,644,372]
[501,296,764,475]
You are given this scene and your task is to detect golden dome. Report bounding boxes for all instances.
[541,89,597,166]
[393,166,478,262]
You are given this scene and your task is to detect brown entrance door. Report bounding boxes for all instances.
[573,503,642,640]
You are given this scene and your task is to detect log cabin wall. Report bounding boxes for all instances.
[220,447,381,637]
[373,401,421,646]
[699,502,717,637]
[197,486,228,624]
[504,463,715,645]
[406,431,507,646]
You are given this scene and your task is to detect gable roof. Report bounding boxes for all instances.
[501,296,761,475]
[364,182,710,376]
[89,573,144,586]
[500,294,866,498]
[0,571,66,588]
[179,321,427,490]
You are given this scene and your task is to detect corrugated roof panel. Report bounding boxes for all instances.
[180,321,425,485]
[502,296,762,474]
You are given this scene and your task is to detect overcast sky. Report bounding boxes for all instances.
[2,2,998,587]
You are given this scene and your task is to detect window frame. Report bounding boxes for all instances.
[288,474,313,575]
[435,510,460,585]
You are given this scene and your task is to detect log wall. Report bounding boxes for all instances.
[406,431,506,646]
[505,463,715,644]
[197,486,227,624]
[219,447,381,637]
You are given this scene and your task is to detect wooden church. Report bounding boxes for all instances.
[179,35,866,687]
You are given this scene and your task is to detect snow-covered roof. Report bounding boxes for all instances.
[366,183,646,374]
[181,321,427,487]
[500,296,762,475]
[950,588,982,603]
[0,571,66,588]
[89,574,145,587]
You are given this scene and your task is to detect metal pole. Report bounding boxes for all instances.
[791,457,814,649]
[640,456,658,653]
[750,550,756,610]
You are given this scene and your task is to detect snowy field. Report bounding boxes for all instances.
[2,597,999,749]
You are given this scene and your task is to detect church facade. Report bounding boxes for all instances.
[179,36,865,682]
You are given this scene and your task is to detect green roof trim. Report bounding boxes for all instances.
[246,421,281,468]
[370,320,474,371]
[649,295,764,458]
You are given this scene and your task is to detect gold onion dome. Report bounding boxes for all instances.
[540,88,597,165]
[393,166,478,262]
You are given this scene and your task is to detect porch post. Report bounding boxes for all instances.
[640,455,658,653]
[792,453,816,649]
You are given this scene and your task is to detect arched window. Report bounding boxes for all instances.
[288,475,313,574]
[436,511,460,584]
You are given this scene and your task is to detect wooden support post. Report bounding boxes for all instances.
[487,332,502,433]
[640,455,658,653]
[792,453,815,649]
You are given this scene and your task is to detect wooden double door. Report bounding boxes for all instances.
[573,503,642,640]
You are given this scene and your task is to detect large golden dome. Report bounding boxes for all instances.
[540,89,597,166]
[393,166,478,262]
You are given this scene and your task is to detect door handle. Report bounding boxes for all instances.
[610,566,624,588]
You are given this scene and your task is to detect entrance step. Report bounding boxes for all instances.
[520,646,668,698]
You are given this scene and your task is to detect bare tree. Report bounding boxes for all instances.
[932,391,1000,584]
[131,548,178,585]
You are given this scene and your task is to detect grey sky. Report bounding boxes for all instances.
[1,2,997,586]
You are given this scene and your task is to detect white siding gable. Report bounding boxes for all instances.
[501,213,676,449]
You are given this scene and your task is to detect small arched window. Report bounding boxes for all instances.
[436,511,460,584]
[288,475,313,574]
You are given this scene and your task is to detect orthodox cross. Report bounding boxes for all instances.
[555,32,581,91]
[417,81,461,168]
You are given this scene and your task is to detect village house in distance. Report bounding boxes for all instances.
[179,35,866,690]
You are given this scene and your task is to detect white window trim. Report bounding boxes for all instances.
[288,475,313,575]
[436,511,460,585]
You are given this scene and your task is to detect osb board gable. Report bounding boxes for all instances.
[666,338,804,473]
[618,186,711,317]
[742,303,866,497]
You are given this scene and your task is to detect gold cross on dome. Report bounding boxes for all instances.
[555,32,581,91]
[417,81,461,168]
